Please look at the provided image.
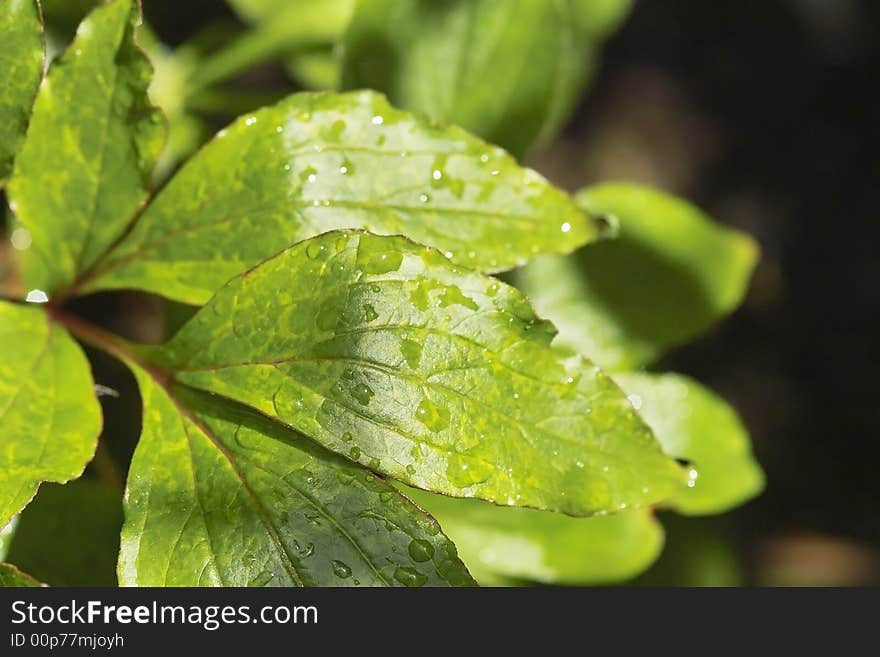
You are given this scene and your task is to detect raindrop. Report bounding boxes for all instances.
[363,303,379,322]
[408,539,435,563]
[10,228,31,250]
[351,383,374,406]
[245,116,257,126]
[331,560,352,579]
[25,290,48,304]
[393,566,427,587]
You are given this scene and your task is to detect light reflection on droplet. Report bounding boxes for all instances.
[245,116,257,126]
[25,289,48,304]
[371,115,384,125]
[627,393,643,410]
[561,222,572,233]
[10,228,31,250]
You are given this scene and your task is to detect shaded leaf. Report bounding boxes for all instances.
[613,372,764,515]
[83,90,596,305]
[516,183,759,370]
[341,0,632,156]
[0,301,101,527]
[119,366,475,587]
[150,230,685,516]
[8,0,164,295]
[6,479,122,586]
[406,487,663,586]
[0,562,42,587]
[0,0,44,183]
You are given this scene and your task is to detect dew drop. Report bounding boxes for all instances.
[351,383,374,406]
[406,464,417,475]
[10,228,31,250]
[245,116,257,126]
[415,397,450,432]
[25,289,48,304]
[349,446,362,460]
[371,115,384,125]
[331,560,352,579]
[561,222,572,233]
[400,339,422,369]
[247,570,274,587]
[393,566,427,587]
[408,539,435,563]
[363,303,379,322]
[342,432,353,442]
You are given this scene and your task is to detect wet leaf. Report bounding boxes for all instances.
[0,301,101,527]
[83,90,596,305]
[516,183,759,370]
[149,231,685,516]
[341,0,632,156]
[0,562,42,587]
[406,487,663,585]
[120,366,475,587]
[0,516,17,561]
[613,372,764,515]
[8,0,164,295]
[6,479,122,586]
[0,0,44,183]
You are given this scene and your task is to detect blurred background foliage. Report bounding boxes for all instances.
[2,0,878,586]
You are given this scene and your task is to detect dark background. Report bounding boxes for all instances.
[3,0,878,585]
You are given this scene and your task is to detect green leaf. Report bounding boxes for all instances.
[0,562,42,587]
[341,0,632,156]
[516,183,759,370]
[82,90,597,305]
[8,0,164,295]
[149,230,685,516]
[120,365,475,587]
[5,480,122,586]
[0,516,17,560]
[613,372,764,515]
[405,487,663,586]
[0,301,101,527]
[0,0,44,184]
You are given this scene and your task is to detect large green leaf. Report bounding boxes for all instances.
[516,183,759,370]
[0,562,41,587]
[405,487,663,586]
[613,372,764,515]
[119,367,475,587]
[341,0,632,156]
[0,301,101,527]
[149,231,685,516]
[82,90,597,305]
[0,0,44,183]
[8,0,164,296]
[5,479,122,586]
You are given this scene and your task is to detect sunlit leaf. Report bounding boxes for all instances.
[516,183,759,370]
[119,366,475,587]
[148,231,685,516]
[8,0,164,295]
[82,90,597,305]
[0,0,44,183]
[5,479,122,586]
[0,301,101,527]
[613,372,764,515]
[406,487,663,585]
[341,0,632,156]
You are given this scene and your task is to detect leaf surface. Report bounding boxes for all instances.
[8,0,164,295]
[341,0,632,156]
[84,90,596,305]
[614,372,765,515]
[0,562,41,587]
[406,487,662,586]
[150,230,685,516]
[119,367,475,587]
[0,301,101,527]
[516,183,758,370]
[0,0,44,183]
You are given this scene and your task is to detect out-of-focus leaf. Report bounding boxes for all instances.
[5,480,122,586]
[0,301,101,527]
[613,372,764,515]
[516,183,759,370]
[341,0,632,156]
[0,0,44,183]
[149,231,685,516]
[8,0,164,296]
[406,487,663,585]
[83,90,597,305]
[286,48,340,90]
[119,367,475,587]
[0,562,41,587]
